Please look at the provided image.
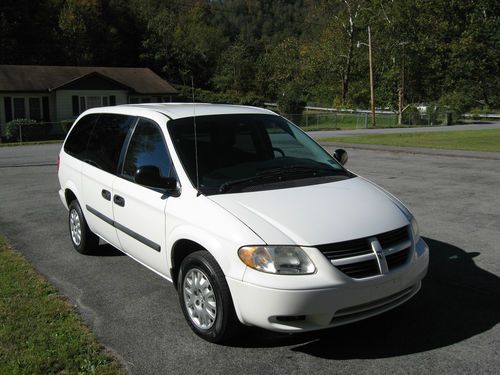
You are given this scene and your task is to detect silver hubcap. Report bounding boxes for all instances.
[183,268,217,330]
[70,209,82,246]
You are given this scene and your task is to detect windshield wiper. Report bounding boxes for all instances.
[219,165,348,193]
[219,172,278,193]
[257,164,341,176]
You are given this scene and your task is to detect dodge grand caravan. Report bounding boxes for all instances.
[58,104,429,343]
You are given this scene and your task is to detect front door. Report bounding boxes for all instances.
[112,118,175,275]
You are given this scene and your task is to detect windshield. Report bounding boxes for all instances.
[168,114,351,194]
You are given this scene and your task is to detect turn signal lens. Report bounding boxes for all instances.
[411,217,420,240]
[238,246,316,275]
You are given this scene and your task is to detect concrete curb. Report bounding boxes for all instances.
[319,141,500,160]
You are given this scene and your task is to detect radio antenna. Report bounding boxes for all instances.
[191,76,200,196]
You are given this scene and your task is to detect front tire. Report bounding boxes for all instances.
[68,200,99,254]
[178,251,240,343]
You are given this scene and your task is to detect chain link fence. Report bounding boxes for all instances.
[283,112,396,130]
[0,108,464,144]
[282,108,461,131]
[0,120,72,144]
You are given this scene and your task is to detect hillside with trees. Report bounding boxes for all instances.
[1,0,498,113]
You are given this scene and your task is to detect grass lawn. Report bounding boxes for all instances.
[0,235,124,375]
[321,128,500,152]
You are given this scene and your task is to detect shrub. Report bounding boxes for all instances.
[60,119,75,134]
[5,119,37,142]
[438,91,474,114]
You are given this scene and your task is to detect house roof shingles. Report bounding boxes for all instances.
[0,65,177,95]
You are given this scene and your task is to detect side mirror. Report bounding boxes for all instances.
[135,165,179,193]
[333,149,348,165]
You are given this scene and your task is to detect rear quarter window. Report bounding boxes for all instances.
[64,113,136,175]
[64,114,99,157]
[85,114,136,174]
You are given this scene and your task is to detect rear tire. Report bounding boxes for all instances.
[178,250,241,343]
[68,200,99,254]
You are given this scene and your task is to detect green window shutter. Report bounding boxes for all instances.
[42,97,50,121]
[72,96,79,116]
[4,97,12,122]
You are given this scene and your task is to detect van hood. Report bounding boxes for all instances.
[208,177,409,246]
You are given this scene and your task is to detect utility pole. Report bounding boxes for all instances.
[398,42,408,126]
[368,26,375,127]
[358,26,375,127]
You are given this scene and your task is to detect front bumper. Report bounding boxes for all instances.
[227,238,429,332]
[58,188,68,210]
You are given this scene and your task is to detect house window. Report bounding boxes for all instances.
[73,96,114,116]
[86,96,101,109]
[13,98,26,119]
[29,98,42,121]
[129,97,139,104]
[141,97,151,103]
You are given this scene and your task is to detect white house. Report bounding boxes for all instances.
[0,65,177,128]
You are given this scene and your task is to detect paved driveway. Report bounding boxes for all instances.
[0,144,498,374]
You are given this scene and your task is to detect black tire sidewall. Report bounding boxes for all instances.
[178,251,236,343]
[68,200,96,254]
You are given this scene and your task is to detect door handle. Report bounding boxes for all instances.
[101,189,111,201]
[113,195,125,207]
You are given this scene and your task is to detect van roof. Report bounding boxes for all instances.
[116,103,276,120]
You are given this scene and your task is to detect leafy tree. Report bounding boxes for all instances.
[0,0,498,111]
[257,38,309,122]
[212,41,257,94]
[0,0,63,64]
[141,1,227,87]
[58,0,103,65]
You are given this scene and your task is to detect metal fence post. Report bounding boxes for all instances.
[364,113,368,128]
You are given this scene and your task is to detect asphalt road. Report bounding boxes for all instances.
[0,144,499,374]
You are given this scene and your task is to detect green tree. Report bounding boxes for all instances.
[58,0,103,64]
[257,38,308,122]
[212,41,255,94]
[141,1,227,87]
[0,0,63,64]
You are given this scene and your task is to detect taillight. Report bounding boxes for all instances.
[57,156,60,171]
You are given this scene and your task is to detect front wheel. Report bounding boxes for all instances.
[178,251,241,343]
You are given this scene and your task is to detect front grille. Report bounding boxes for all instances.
[315,238,372,260]
[316,225,411,279]
[336,259,379,279]
[377,226,409,248]
[386,247,410,269]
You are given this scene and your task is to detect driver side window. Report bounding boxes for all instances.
[123,118,173,180]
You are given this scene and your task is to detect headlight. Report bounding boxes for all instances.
[411,217,420,239]
[238,246,316,275]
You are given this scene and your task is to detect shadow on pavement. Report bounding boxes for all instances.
[89,243,125,257]
[232,238,500,358]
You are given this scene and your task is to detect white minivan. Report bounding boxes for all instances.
[58,104,428,343]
